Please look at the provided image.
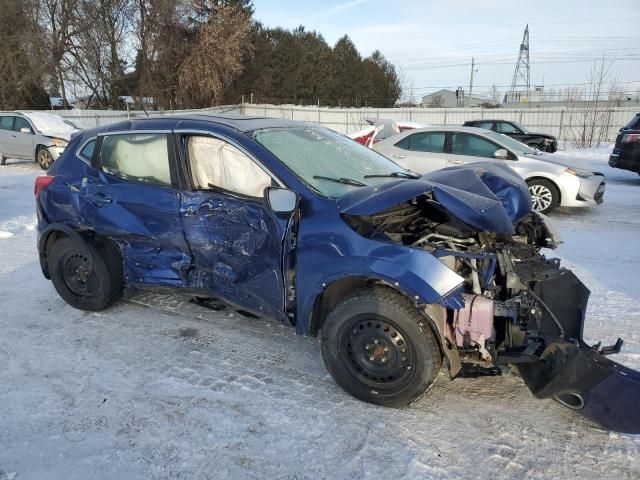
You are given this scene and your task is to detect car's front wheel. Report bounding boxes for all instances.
[36,147,54,170]
[321,288,442,407]
[48,237,123,311]
[527,178,559,214]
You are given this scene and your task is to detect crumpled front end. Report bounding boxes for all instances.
[339,163,639,433]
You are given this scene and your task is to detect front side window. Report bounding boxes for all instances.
[253,127,411,198]
[407,132,446,153]
[13,117,32,133]
[100,133,172,186]
[0,116,13,130]
[475,121,494,130]
[187,136,272,198]
[496,122,522,134]
[451,133,499,158]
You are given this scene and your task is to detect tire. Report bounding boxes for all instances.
[48,237,123,311]
[36,146,54,170]
[0,155,6,166]
[320,288,442,407]
[527,178,559,214]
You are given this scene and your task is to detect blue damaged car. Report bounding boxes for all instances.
[35,114,639,433]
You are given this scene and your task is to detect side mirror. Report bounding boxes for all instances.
[20,127,33,134]
[265,186,299,214]
[494,148,509,159]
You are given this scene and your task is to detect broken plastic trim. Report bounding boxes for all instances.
[515,268,640,434]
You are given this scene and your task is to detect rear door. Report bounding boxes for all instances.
[12,116,36,159]
[387,131,448,173]
[177,133,290,321]
[78,130,191,286]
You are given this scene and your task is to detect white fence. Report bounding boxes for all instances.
[40,103,639,143]
[241,104,639,143]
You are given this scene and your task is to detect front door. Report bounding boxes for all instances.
[79,131,191,286]
[12,116,36,159]
[447,132,505,167]
[178,134,290,321]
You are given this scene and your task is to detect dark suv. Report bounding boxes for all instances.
[609,113,640,175]
[34,114,639,433]
[463,120,557,152]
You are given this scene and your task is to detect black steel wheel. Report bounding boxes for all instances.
[48,237,123,311]
[321,288,442,407]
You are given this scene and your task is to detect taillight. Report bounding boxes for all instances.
[622,133,640,143]
[35,175,55,197]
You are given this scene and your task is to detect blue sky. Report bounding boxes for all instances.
[253,0,640,100]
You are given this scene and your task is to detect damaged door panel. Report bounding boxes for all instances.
[180,191,290,321]
[78,132,191,286]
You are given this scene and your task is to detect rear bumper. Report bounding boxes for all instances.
[609,151,640,173]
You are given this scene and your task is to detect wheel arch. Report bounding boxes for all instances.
[38,224,121,279]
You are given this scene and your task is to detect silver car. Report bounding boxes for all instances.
[373,126,606,214]
[0,111,80,169]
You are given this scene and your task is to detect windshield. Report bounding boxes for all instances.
[24,112,77,136]
[485,131,537,155]
[512,121,528,134]
[253,127,413,197]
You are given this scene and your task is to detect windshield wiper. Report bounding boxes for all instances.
[312,175,367,187]
[364,171,420,179]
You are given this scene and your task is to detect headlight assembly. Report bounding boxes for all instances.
[565,167,593,178]
[51,138,68,148]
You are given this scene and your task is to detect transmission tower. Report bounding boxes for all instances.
[506,25,531,104]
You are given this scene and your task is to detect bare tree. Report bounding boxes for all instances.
[566,56,618,148]
[178,4,252,107]
[489,84,501,103]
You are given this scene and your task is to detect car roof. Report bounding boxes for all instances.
[398,126,497,134]
[138,112,310,132]
[465,119,515,123]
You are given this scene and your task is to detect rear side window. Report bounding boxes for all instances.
[624,115,640,130]
[78,139,96,163]
[14,117,33,133]
[0,116,14,130]
[451,133,499,158]
[474,121,494,130]
[100,133,172,186]
[187,136,272,198]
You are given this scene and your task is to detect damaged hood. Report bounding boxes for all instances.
[338,162,532,235]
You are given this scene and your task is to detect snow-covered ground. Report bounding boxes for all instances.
[1,146,639,480]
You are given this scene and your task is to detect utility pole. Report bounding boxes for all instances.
[467,57,477,108]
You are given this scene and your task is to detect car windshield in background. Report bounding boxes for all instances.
[485,131,537,154]
[23,112,77,136]
[253,127,413,197]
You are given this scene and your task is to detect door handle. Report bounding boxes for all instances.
[185,201,216,217]
[448,159,464,165]
[87,191,112,207]
[392,154,407,159]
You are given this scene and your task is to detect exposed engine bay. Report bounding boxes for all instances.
[344,192,640,433]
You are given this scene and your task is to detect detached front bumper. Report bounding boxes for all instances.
[48,145,66,160]
[513,265,639,433]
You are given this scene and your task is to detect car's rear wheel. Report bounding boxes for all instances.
[527,178,559,214]
[48,237,123,311]
[321,288,442,407]
[0,154,6,166]
[36,147,54,170]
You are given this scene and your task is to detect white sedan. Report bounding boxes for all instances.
[373,126,605,214]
